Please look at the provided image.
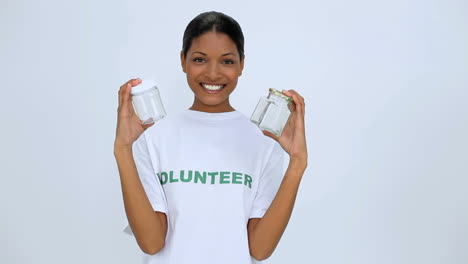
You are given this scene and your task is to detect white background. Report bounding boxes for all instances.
[1,0,467,263]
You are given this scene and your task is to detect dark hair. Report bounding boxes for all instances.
[182,11,245,61]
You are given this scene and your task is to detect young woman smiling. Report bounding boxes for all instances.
[182,30,243,113]
[114,11,307,264]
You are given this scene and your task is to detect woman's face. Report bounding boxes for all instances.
[181,31,244,113]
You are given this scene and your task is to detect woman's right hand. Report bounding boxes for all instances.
[114,78,155,149]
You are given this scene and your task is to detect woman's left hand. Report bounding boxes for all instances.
[262,89,308,167]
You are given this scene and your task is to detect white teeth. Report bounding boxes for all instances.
[202,83,224,90]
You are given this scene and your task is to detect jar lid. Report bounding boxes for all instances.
[131,79,158,95]
[269,88,293,102]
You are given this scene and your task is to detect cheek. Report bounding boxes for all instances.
[225,68,241,80]
[186,65,203,79]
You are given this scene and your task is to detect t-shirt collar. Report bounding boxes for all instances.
[184,109,243,120]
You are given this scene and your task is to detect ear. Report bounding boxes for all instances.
[239,55,245,76]
[180,51,187,73]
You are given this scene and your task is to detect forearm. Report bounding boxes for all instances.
[114,146,166,254]
[249,158,306,260]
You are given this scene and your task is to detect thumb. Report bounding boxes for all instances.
[262,130,279,142]
[142,121,155,130]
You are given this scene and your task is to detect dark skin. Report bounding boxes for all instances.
[115,29,307,259]
[180,30,244,113]
[178,30,308,260]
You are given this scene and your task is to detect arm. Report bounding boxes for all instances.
[247,159,306,260]
[249,89,308,260]
[114,146,167,255]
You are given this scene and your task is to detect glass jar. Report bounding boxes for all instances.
[131,79,166,124]
[251,88,293,137]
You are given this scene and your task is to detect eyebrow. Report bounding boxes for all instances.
[191,51,236,56]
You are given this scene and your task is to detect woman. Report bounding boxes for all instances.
[114,11,307,263]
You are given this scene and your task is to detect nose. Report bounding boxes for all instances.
[205,61,221,81]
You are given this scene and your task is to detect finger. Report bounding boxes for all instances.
[284,95,305,130]
[288,100,296,112]
[281,90,296,110]
[262,130,280,141]
[128,78,142,89]
[118,86,125,109]
[286,90,305,115]
[142,121,155,130]
[286,89,305,104]
[281,90,303,106]
[293,95,304,118]
[122,78,142,88]
[119,79,135,107]
[121,83,132,109]
[119,78,142,108]
[119,78,142,96]
[125,79,143,109]
[282,90,303,113]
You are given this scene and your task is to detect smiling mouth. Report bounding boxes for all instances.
[200,82,226,91]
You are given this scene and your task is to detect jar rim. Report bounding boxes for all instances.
[269,88,293,102]
[131,79,158,95]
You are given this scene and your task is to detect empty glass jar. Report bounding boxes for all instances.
[251,88,293,137]
[131,79,166,124]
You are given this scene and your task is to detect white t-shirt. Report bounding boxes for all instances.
[123,109,286,264]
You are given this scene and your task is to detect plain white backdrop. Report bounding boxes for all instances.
[1,0,467,263]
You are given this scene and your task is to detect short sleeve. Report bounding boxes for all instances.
[123,131,168,236]
[249,141,285,219]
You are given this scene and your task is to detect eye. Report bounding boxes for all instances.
[193,57,205,63]
[223,59,235,64]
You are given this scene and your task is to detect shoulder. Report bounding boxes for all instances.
[142,111,182,136]
[233,112,281,156]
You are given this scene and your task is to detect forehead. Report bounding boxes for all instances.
[189,31,238,54]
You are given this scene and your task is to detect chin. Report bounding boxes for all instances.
[198,97,227,106]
